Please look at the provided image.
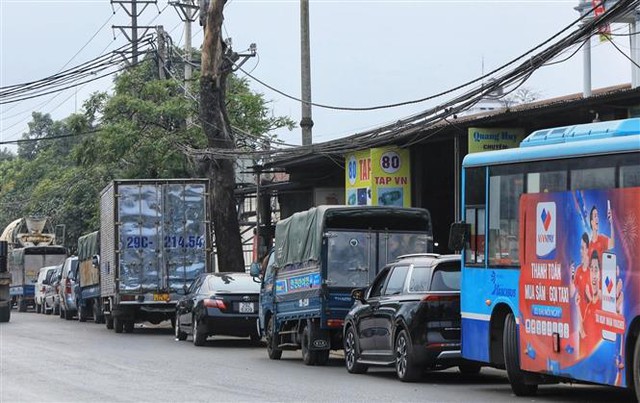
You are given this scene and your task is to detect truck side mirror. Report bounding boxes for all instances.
[351,288,366,303]
[249,262,261,278]
[448,222,470,252]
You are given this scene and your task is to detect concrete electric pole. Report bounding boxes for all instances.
[170,0,199,90]
[300,0,313,145]
[111,0,158,65]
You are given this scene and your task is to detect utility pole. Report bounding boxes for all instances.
[156,25,167,79]
[170,0,199,90]
[300,0,313,145]
[111,0,158,65]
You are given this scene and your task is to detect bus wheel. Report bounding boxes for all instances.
[634,336,640,402]
[504,313,538,396]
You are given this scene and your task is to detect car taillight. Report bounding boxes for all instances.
[421,294,459,302]
[65,278,72,294]
[203,298,226,310]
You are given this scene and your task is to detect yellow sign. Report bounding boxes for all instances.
[468,127,525,153]
[345,147,411,207]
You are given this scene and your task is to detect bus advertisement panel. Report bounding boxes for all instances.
[519,187,640,387]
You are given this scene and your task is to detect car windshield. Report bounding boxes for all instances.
[208,273,259,293]
[326,231,373,288]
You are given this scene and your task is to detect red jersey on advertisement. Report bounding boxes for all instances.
[580,300,602,358]
[574,265,591,319]
[589,234,609,260]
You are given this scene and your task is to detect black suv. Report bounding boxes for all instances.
[343,253,479,381]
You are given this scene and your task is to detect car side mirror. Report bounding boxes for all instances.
[448,222,470,252]
[249,262,261,278]
[351,288,366,303]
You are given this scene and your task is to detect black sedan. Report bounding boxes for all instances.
[175,272,260,346]
[343,253,480,381]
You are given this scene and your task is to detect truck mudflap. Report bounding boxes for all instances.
[308,319,331,350]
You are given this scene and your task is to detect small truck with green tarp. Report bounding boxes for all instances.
[251,205,433,365]
[76,231,103,322]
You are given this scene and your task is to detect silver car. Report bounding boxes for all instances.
[58,256,79,320]
[44,265,62,315]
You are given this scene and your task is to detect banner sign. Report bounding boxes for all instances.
[468,127,525,153]
[519,187,640,387]
[345,147,411,207]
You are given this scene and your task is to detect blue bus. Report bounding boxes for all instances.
[456,118,640,397]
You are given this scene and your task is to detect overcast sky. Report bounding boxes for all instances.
[0,0,635,149]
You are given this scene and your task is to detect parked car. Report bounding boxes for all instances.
[35,266,57,314]
[58,256,79,320]
[43,265,62,315]
[175,272,260,346]
[343,253,477,381]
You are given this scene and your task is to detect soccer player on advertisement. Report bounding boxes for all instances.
[571,232,593,354]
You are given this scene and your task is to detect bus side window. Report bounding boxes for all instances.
[464,167,486,266]
[488,170,524,267]
[620,164,640,188]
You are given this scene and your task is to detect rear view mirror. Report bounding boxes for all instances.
[249,262,261,278]
[351,288,366,303]
[448,222,470,252]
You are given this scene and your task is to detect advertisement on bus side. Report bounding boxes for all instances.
[519,187,640,387]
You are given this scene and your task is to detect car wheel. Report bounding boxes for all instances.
[504,313,538,396]
[266,316,282,360]
[301,326,317,366]
[344,326,368,374]
[105,315,114,330]
[192,316,206,346]
[124,320,134,333]
[458,362,482,375]
[633,335,640,402]
[395,329,421,382]
[175,316,188,341]
[114,317,124,333]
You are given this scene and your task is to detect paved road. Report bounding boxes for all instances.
[0,312,634,402]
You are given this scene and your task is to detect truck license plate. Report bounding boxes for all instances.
[239,302,254,313]
[153,293,170,302]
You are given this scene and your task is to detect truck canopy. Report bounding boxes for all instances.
[78,231,99,262]
[274,206,432,268]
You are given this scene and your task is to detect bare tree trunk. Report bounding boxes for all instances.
[200,0,244,272]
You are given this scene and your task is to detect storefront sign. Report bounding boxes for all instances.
[468,127,525,153]
[345,147,411,207]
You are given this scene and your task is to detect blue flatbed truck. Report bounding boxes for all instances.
[251,206,433,365]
